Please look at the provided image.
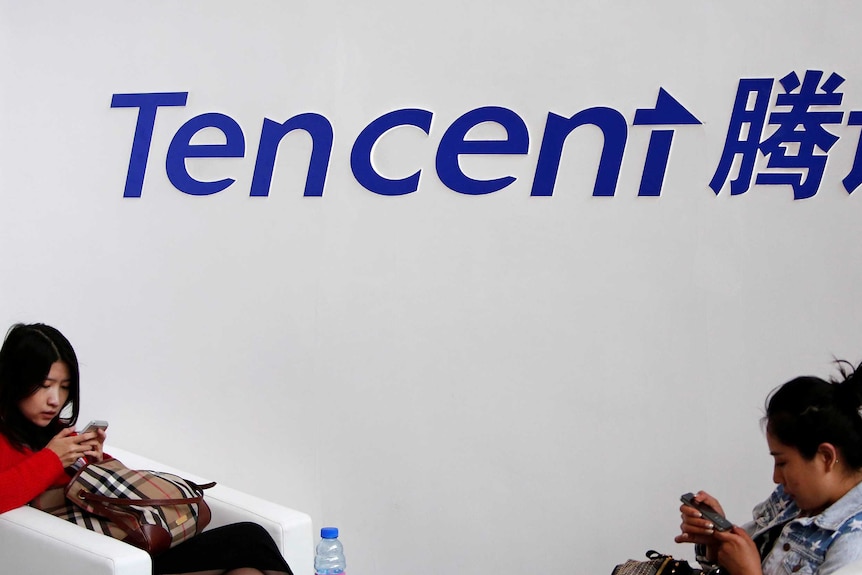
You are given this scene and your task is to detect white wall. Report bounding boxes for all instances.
[2,1,862,573]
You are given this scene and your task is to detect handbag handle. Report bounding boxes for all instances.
[72,480,216,507]
[73,489,205,507]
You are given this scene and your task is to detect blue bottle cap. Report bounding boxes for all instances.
[321,527,339,539]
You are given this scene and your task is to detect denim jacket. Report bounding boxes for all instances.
[743,482,862,575]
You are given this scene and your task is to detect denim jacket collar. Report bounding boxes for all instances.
[752,485,798,532]
[814,480,862,531]
[752,481,862,534]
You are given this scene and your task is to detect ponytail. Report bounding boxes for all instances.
[765,360,862,470]
[833,360,862,412]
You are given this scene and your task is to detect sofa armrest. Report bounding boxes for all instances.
[205,484,315,575]
[0,446,313,575]
[107,446,314,575]
[0,505,151,575]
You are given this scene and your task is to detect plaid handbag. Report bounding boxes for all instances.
[30,456,215,555]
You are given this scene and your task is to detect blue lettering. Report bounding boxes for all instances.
[531,108,627,197]
[638,130,674,197]
[350,109,433,196]
[250,114,333,197]
[110,92,189,198]
[166,113,245,196]
[843,111,862,193]
[111,91,717,201]
[435,107,529,195]
[633,88,701,196]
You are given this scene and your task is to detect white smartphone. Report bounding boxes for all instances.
[80,420,109,433]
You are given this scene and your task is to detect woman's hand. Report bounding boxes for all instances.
[674,491,727,561]
[713,526,763,575]
[45,428,101,467]
[83,427,107,463]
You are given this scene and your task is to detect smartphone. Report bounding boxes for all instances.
[80,420,109,433]
[680,492,733,532]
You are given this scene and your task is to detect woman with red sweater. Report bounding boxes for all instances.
[0,323,293,575]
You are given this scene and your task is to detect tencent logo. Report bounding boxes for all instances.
[111,71,862,201]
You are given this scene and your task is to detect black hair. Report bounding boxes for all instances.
[765,360,862,469]
[0,323,80,450]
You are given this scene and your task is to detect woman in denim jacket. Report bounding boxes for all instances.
[676,362,862,575]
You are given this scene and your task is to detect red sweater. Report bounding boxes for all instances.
[0,433,66,514]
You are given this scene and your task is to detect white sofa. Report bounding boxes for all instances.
[0,446,314,575]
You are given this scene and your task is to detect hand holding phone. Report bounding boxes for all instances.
[76,420,108,464]
[681,492,733,532]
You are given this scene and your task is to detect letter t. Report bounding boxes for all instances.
[111,92,189,197]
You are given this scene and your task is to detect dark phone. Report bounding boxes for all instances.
[680,492,733,532]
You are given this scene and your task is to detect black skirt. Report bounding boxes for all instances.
[153,522,293,574]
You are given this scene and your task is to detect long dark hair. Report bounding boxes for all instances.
[765,360,862,469]
[0,323,80,450]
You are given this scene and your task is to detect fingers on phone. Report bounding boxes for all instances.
[681,504,702,517]
[681,514,715,534]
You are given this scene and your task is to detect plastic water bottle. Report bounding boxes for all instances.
[314,526,346,575]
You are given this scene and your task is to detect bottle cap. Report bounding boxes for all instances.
[321,527,339,539]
